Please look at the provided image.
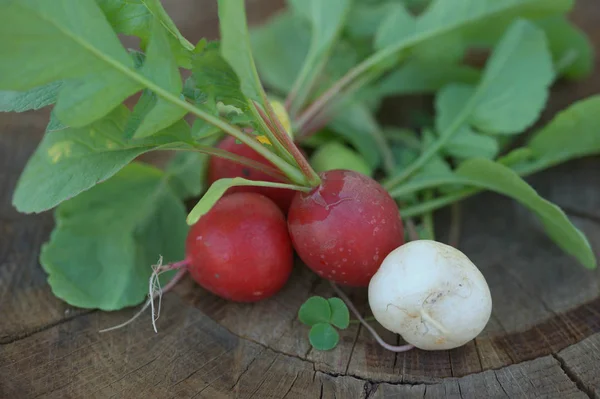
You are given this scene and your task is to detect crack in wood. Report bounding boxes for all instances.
[553,353,594,399]
[281,372,299,399]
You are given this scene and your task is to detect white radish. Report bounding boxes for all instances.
[368,240,492,350]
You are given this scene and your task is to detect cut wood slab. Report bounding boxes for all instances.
[1,0,600,397]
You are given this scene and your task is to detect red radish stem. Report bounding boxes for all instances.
[255,102,321,186]
[330,282,414,353]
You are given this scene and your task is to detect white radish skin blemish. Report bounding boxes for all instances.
[368,240,492,350]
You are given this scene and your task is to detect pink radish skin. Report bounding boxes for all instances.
[287,169,405,287]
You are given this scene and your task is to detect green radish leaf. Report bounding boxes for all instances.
[286,0,352,112]
[40,162,188,310]
[328,100,384,170]
[96,0,194,68]
[526,95,600,169]
[535,16,593,80]
[12,105,193,214]
[390,158,596,269]
[375,4,416,51]
[497,147,534,168]
[0,81,62,112]
[309,323,340,350]
[250,10,310,94]
[346,1,398,39]
[217,0,267,106]
[190,41,250,115]
[455,159,596,269]
[328,298,350,329]
[0,0,143,127]
[468,20,554,135]
[299,296,332,326]
[129,21,187,138]
[445,129,499,160]
[338,0,571,98]
[375,61,480,97]
[187,177,304,225]
[435,85,498,160]
[166,150,213,200]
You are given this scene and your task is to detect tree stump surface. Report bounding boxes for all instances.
[1,1,600,398]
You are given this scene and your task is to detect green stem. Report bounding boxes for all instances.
[186,145,288,181]
[249,101,297,166]
[383,104,472,190]
[401,189,475,218]
[261,101,322,187]
[72,33,307,186]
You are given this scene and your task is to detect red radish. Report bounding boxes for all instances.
[288,169,404,287]
[208,136,298,212]
[186,192,293,302]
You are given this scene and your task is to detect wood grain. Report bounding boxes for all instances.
[1,0,600,397]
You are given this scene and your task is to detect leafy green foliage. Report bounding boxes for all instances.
[96,0,194,68]
[251,10,309,94]
[286,0,351,113]
[526,95,600,168]
[12,106,192,213]
[128,21,187,138]
[375,61,480,97]
[166,150,213,200]
[309,323,339,351]
[40,162,188,310]
[298,296,331,325]
[468,20,554,134]
[535,16,594,80]
[390,158,596,269]
[190,41,249,114]
[0,0,143,127]
[217,0,267,105]
[0,81,62,112]
[298,295,350,351]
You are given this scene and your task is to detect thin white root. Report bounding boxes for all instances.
[99,256,188,334]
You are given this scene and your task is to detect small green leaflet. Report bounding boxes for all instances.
[217,0,267,106]
[389,158,596,269]
[0,81,62,112]
[526,95,600,169]
[298,296,331,325]
[129,21,187,138]
[41,162,188,310]
[328,298,350,329]
[187,177,305,225]
[96,0,194,68]
[286,0,351,114]
[12,105,193,214]
[0,0,142,127]
[298,295,350,351]
[309,323,339,351]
